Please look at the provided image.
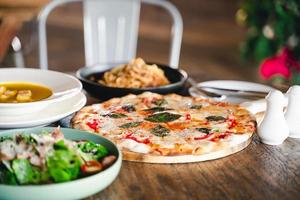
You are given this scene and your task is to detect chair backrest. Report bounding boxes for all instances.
[38,0,183,69]
[83,0,140,66]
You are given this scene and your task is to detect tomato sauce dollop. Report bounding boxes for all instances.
[125,132,150,144]
[86,119,99,132]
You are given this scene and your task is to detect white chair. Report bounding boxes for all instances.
[38,0,183,70]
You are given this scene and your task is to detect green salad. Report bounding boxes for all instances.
[0,128,116,185]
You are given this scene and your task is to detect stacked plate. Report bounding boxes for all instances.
[0,68,86,129]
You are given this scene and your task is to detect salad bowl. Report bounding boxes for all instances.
[0,127,122,200]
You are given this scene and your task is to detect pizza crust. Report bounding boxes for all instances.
[122,136,252,163]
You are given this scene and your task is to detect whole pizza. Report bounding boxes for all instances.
[72,92,256,163]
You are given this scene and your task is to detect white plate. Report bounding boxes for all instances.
[0,68,82,116]
[189,80,275,103]
[0,92,86,129]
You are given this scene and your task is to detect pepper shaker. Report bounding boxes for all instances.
[257,90,289,145]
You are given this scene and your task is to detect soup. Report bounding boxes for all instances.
[0,82,52,103]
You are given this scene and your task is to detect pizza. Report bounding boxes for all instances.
[71,92,256,161]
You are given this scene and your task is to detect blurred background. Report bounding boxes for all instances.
[2,0,298,86]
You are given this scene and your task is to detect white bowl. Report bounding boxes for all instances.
[0,68,82,116]
[0,92,87,129]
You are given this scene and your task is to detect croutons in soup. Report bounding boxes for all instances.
[0,82,52,103]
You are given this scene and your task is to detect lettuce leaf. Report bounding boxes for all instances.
[46,149,81,183]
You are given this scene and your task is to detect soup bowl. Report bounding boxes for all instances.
[0,68,82,116]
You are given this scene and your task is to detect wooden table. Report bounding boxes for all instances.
[80,85,300,200]
[6,1,299,198]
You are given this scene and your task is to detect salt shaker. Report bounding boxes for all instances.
[285,85,300,138]
[257,90,289,145]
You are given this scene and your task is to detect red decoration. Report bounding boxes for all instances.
[259,47,300,80]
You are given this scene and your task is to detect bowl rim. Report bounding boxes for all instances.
[0,68,82,107]
[0,127,121,188]
[76,63,188,91]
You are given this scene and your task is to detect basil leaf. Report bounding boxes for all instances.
[152,99,167,106]
[190,104,202,109]
[143,107,170,113]
[150,125,170,137]
[119,122,142,128]
[145,112,181,123]
[211,128,220,133]
[122,105,136,112]
[107,113,127,118]
[195,128,211,134]
[206,116,226,121]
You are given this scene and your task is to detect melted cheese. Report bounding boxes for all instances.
[120,139,150,154]
[101,120,118,132]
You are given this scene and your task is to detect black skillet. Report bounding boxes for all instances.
[76,63,188,100]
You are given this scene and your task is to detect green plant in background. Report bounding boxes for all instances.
[237,0,300,85]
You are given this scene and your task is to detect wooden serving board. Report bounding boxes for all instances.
[122,135,252,163]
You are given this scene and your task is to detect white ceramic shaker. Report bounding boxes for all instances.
[285,85,300,138]
[257,90,289,145]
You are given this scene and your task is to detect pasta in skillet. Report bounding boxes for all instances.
[99,58,170,88]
